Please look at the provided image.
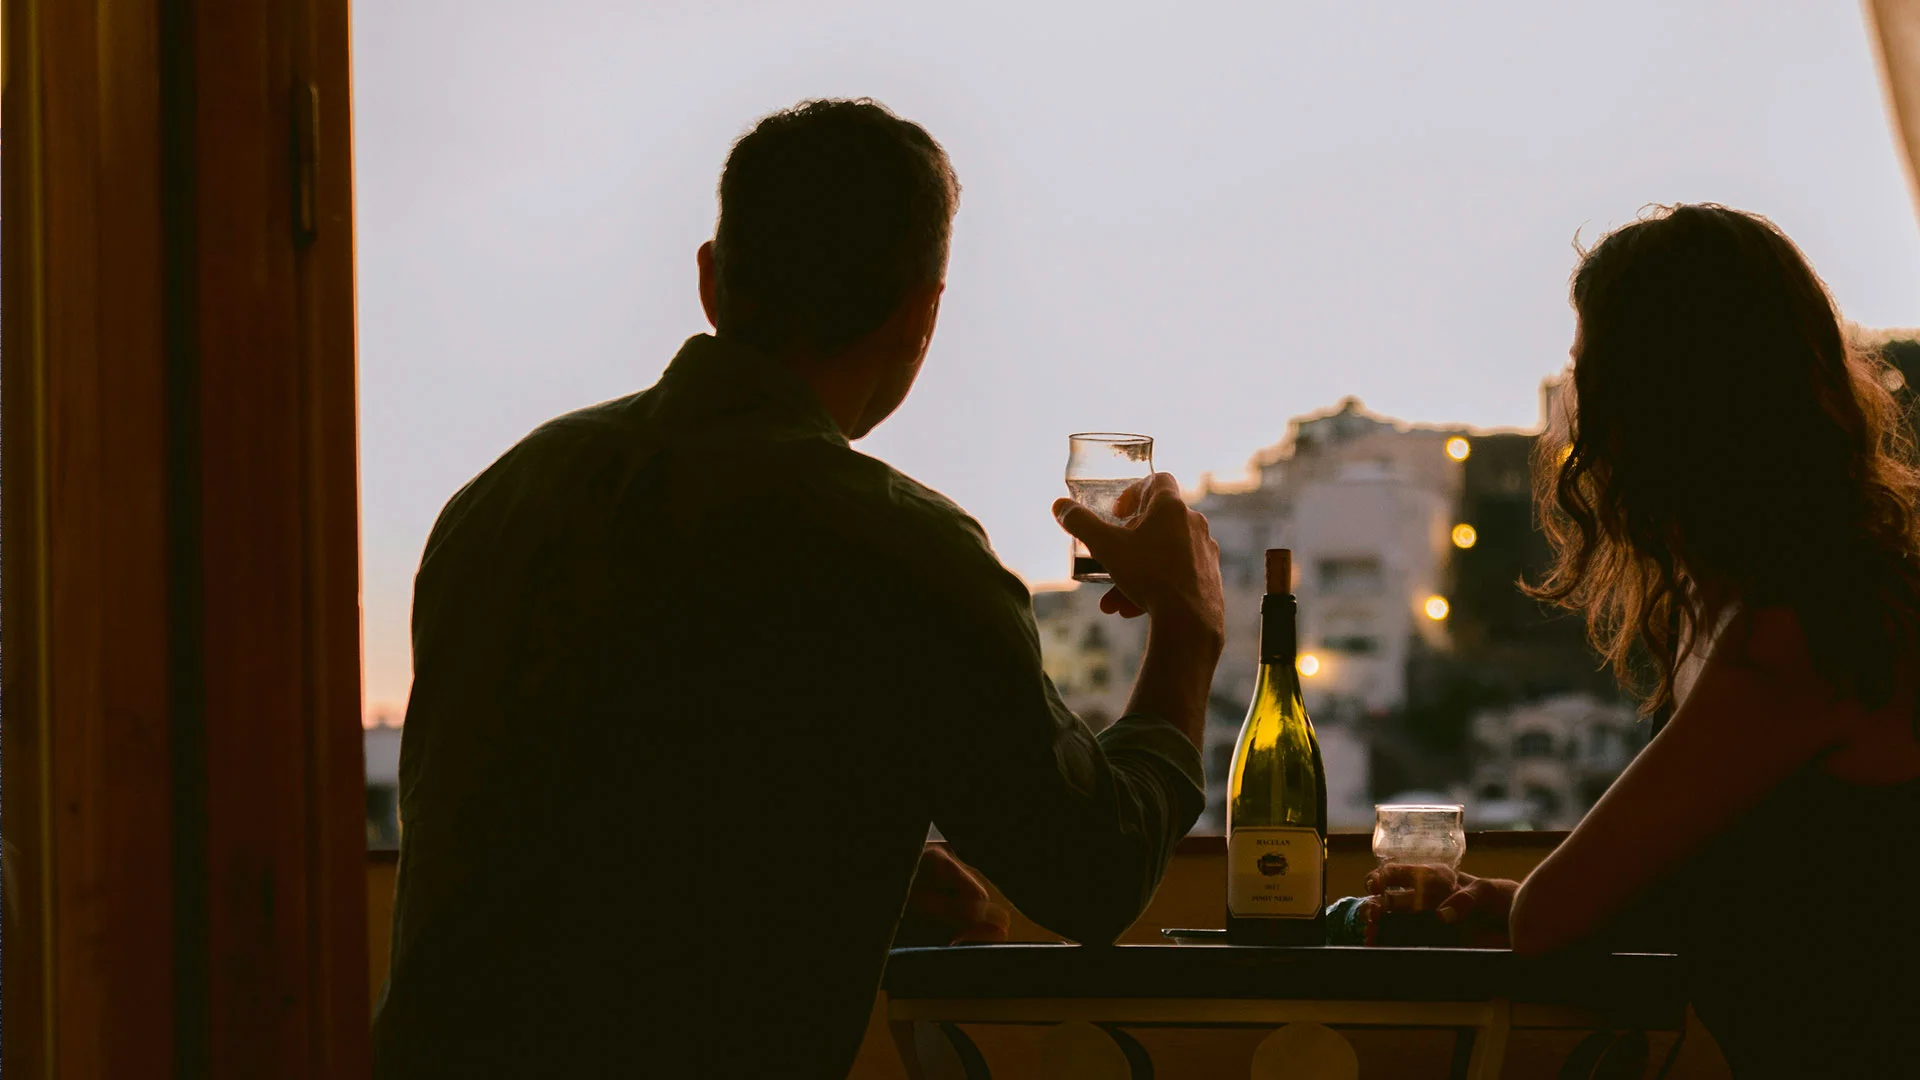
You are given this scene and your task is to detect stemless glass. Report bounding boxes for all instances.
[1371,803,1466,946]
[1064,433,1154,583]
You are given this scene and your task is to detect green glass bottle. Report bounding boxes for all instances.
[1225,549,1328,945]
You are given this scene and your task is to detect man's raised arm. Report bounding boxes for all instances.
[923,474,1224,944]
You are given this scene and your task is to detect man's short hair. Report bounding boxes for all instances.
[713,99,959,355]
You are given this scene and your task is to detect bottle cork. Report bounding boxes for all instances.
[1265,549,1292,595]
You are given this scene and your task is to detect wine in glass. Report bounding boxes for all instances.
[1371,803,1465,947]
[1064,433,1154,583]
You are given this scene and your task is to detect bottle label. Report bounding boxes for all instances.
[1228,827,1324,918]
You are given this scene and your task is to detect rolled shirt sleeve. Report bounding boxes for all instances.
[895,509,1207,945]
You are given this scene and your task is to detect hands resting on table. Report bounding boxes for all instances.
[895,845,1013,947]
[894,845,1528,950]
[1352,865,1521,949]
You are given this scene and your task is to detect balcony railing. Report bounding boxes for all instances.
[365,830,1734,1075]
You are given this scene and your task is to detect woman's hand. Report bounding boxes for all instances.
[1358,864,1519,949]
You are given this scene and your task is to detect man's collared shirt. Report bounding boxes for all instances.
[371,334,1205,1078]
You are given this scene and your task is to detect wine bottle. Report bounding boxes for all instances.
[1225,548,1328,945]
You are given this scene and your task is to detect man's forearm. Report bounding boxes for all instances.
[1125,613,1223,749]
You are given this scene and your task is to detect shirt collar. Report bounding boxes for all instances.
[656,333,849,448]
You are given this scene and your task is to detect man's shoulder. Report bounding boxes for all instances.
[793,449,1039,643]
[505,393,647,469]
[423,393,647,559]
[810,448,1000,571]
[452,393,638,489]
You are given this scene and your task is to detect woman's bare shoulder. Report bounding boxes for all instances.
[1713,605,1920,776]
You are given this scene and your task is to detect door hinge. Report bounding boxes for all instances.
[293,83,320,244]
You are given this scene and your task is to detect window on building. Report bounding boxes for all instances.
[1514,731,1555,758]
[1523,784,1564,821]
[1323,635,1380,655]
[1317,557,1383,595]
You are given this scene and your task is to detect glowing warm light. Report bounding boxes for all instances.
[1450,524,1478,549]
[1445,437,1471,462]
[1297,653,1322,677]
[1423,596,1451,621]
[1558,445,1573,465]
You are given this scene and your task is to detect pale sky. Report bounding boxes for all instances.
[353,1,1920,718]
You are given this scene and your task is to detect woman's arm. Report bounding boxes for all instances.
[1509,608,1858,956]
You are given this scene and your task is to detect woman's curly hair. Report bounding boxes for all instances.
[1530,204,1920,715]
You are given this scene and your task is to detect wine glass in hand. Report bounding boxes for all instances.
[1360,866,1518,949]
[1053,472,1223,641]
[1365,804,1465,947]
[1064,433,1154,584]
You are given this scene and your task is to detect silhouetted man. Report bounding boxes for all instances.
[371,99,1224,1078]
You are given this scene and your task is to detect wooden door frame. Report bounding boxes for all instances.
[3,1,369,1075]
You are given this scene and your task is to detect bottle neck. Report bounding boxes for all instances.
[1259,594,1299,671]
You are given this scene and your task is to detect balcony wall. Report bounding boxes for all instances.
[364,835,1731,1077]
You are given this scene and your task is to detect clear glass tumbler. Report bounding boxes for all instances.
[1064,433,1154,583]
[1371,803,1465,946]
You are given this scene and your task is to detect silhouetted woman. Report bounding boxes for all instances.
[1373,204,1920,1075]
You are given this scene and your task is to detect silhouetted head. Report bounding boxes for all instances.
[699,99,959,436]
[1532,204,1920,713]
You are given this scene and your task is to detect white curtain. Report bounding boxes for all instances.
[1868,0,1920,230]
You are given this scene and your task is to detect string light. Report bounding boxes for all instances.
[1424,596,1451,621]
[1446,437,1471,462]
[1451,524,1478,549]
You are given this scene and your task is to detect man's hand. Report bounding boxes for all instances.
[1052,473,1223,644]
[894,846,1011,947]
[1358,865,1519,949]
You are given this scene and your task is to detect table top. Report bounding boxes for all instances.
[885,944,1685,1019]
